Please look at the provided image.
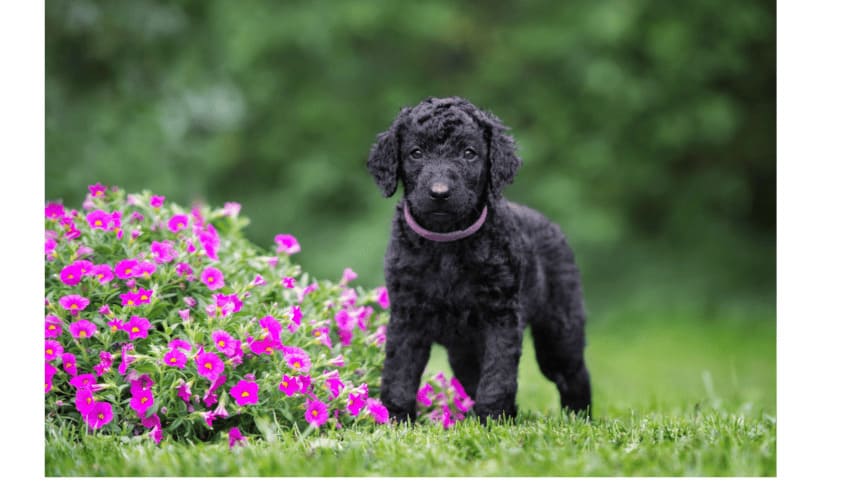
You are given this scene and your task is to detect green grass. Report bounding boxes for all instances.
[45,313,775,476]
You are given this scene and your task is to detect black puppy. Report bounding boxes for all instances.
[367,97,590,422]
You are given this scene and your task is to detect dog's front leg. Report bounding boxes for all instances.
[473,314,523,422]
[380,316,431,424]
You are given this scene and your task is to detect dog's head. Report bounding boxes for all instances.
[367,97,521,230]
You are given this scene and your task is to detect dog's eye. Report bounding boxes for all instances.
[463,148,477,160]
[409,148,423,159]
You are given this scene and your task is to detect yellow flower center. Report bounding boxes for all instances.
[293,361,300,368]
[98,413,104,420]
[205,362,212,370]
[141,295,149,301]
[178,222,185,229]
[207,277,214,283]
[312,410,318,417]
[314,331,320,336]
[79,330,86,337]
[98,274,104,280]
[70,304,78,309]
[66,274,74,279]
[241,391,249,398]
[95,190,103,196]
[46,349,53,355]
[126,300,134,305]
[218,341,225,347]
[132,327,140,333]
[95,220,103,227]
[125,269,132,275]
[49,325,56,331]
[141,397,148,404]
[170,357,176,363]
[87,397,92,404]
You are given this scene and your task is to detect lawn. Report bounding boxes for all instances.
[44,312,775,477]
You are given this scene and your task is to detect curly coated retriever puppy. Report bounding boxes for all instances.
[367,96,590,423]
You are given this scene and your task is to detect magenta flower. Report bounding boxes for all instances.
[311,325,332,349]
[196,351,225,382]
[259,315,282,341]
[376,286,391,309]
[90,264,115,284]
[212,330,240,357]
[86,209,111,231]
[223,202,242,216]
[150,194,165,208]
[107,318,123,333]
[176,380,192,403]
[70,373,97,389]
[69,319,97,339]
[208,293,243,317]
[252,274,266,286]
[282,276,295,289]
[45,237,57,259]
[75,388,95,414]
[120,288,153,307]
[178,308,190,321]
[45,315,62,338]
[94,351,113,376]
[163,349,187,369]
[278,375,303,397]
[347,392,367,417]
[367,398,390,424]
[61,353,78,377]
[274,234,301,255]
[88,183,107,197]
[202,404,229,427]
[130,390,154,417]
[228,427,246,448]
[340,288,357,308]
[175,262,193,278]
[371,325,387,347]
[203,374,227,408]
[168,339,192,351]
[298,282,319,303]
[325,371,345,399]
[151,240,177,264]
[200,267,225,290]
[305,399,328,427]
[118,344,134,375]
[417,383,435,407]
[124,315,151,340]
[197,224,220,260]
[84,401,114,430]
[45,364,57,393]
[46,202,65,219]
[340,267,357,285]
[167,214,189,232]
[229,379,259,406]
[59,261,91,286]
[248,336,280,356]
[45,340,63,361]
[283,346,311,373]
[115,259,139,279]
[134,261,157,278]
[289,305,303,333]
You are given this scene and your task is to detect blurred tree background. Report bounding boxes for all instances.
[45,0,775,322]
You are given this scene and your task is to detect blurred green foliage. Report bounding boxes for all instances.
[46,0,775,318]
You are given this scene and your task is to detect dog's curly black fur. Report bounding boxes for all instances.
[367,97,590,422]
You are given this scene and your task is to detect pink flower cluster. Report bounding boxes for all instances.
[44,186,395,445]
[416,373,475,429]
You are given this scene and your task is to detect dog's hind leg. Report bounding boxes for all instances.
[531,305,591,417]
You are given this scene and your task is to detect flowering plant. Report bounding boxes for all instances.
[45,185,470,446]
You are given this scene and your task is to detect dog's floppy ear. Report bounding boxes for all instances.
[367,107,410,198]
[476,108,522,198]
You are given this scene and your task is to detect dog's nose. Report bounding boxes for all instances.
[430,182,450,199]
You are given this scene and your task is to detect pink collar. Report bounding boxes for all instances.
[403,204,488,242]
